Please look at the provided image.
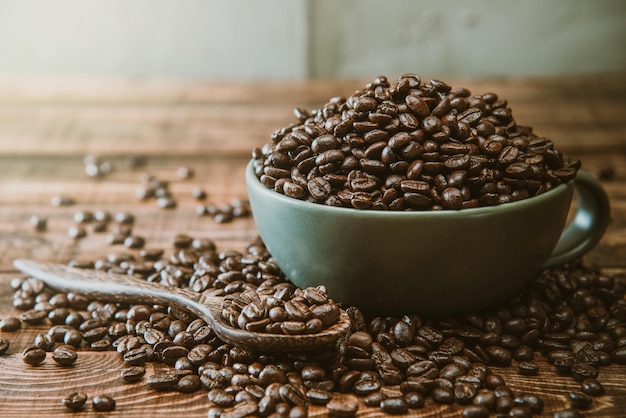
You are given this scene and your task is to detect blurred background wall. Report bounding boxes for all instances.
[0,0,624,80]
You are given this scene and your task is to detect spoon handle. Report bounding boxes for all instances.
[12,259,219,322]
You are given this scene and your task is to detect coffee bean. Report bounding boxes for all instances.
[176,374,201,393]
[569,392,593,409]
[147,371,179,390]
[380,396,408,414]
[581,378,605,396]
[61,392,87,411]
[92,395,116,412]
[432,387,454,404]
[30,215,47,231]
[462,404,490,418]
[554,409,584,418]
[307,388,333,405]
[486,346,512,366]
[68,226,87,239]
[22,346,46,365]
[52,345,77,366]
[514,393,544,414]
[518,361,539,375]
[570,362,598,381]
[121,366,146,383]
[279,383,307,406]
[508,406,533,418]
[363,391,386,407]
[207,388,234,407]
[51,195,75,206]
[0,338,9,355]
[0,317,21,332]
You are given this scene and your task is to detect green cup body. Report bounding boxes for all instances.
[246,161,576,315]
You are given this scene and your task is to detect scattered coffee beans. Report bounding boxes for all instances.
[7,231,626,417]
[253,74,580,211]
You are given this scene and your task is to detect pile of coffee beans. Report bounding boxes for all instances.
[3,232,625,417]
[221,286,341,335]
[253,74,581,210]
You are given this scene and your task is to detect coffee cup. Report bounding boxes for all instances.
[246,161,610,315]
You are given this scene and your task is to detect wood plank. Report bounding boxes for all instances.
[0,75,624,157]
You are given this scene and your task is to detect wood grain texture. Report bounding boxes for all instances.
[0,75,625,417]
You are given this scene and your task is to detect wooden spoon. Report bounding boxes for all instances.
[13,259,351,352]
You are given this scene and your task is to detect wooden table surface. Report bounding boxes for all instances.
[0,75,625,417]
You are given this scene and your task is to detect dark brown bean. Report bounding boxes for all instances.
[581,378,605,396]
[22,346,46,365]
[92,395,116,411]
[52,345,77,366]
[62,392,87,411]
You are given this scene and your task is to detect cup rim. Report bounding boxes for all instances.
[246,159,573,219]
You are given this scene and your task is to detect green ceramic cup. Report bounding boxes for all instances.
[246,161,610,316]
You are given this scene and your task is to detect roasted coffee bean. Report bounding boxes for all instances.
[121,366,146,382]
[569,392,593,409]
[176,374,201,393]
[0,317,21,332]
[0,338,9,355]
[279,383,307,406]
[68,226,87,239]
[62,392,87,411]
[52,345,77,366]
[462,404,490,418]
[494,395,514,413]
[513,345,534,361]
[486,346,512,366]
[147,371,179,390]
[307,388,333,405]
[514,393,544,414]
[432,387,455,404]
[473,390,496,409]
[19,309,48,325]
[570,362,598,381]
[380,396,408,414]
[363,391,386,407]
[22,346,46,365]
[508,406,533,418]
[554,409,584,418]
[581,378,605,396]
[30,215,48,231]
[403,391,425,409]
[92,394,116,412]
[518,361,539,375]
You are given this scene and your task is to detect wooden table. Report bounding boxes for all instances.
[0,75,625,417]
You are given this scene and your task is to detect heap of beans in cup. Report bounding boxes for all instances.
[252,74,580,210]
[2,233,626,417]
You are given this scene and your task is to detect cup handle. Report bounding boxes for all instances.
[543,170,611,268]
